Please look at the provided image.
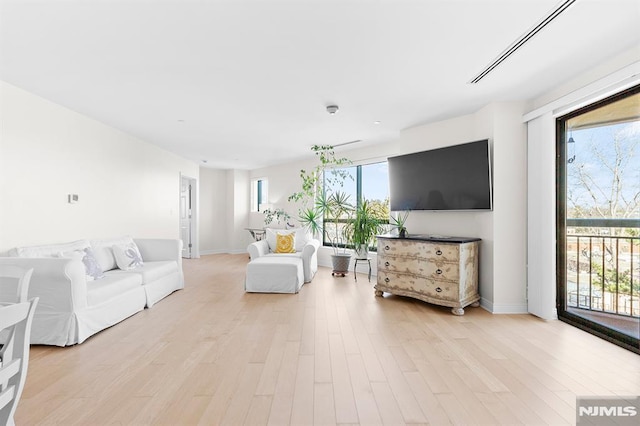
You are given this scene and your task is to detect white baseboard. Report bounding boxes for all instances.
[528,308,558,320]
[199,249,248,256]
[480,297,528,314]
[199,249,226,255]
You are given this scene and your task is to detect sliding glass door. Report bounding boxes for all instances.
[557,85,640,353]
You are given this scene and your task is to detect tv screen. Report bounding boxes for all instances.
[388,139,492,211]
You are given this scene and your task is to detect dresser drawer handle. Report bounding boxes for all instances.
[385,261,390,267]
[435,287,442,293]
[436,249,442,255]
[384,245,390,251]
[385,277,390,283]
[436,269,443,275]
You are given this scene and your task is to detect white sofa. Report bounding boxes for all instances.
[0,237,183,346]
[246,228,320,292]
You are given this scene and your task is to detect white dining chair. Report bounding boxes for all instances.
[0,297,38,426]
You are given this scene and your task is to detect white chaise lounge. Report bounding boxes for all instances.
[245,228,320,293]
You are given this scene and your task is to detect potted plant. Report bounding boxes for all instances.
[346,199,386,259]
[263,208,292,228]
[289,145,354,275]
[390,209,410,238]
[315,190,354,275]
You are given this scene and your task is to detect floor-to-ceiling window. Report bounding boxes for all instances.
[323,162,390,249]
[557,85,640,353]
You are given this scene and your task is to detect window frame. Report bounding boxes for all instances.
[250,178,268,212]
[556,84,640,354]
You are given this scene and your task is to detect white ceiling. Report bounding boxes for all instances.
[1,0,639,169]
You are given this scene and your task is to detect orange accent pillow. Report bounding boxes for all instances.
[275,233,296,253]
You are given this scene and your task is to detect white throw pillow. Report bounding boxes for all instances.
[81,247,105,280]
[112,242,144,270]
[91,236,135,271]
[57,247,105,281]
[293,228,312,252]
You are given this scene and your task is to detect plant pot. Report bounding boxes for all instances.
[399,228,407,238]
[354,244,369,259]
[331,253,352,277]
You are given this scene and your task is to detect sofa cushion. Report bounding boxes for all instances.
[10,239,90,258]
[263,252,302,260]
[90,236,135,271]
[86,272,143,306]
[108,261,177,285]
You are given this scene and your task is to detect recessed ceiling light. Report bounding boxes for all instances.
[374,121,381,125]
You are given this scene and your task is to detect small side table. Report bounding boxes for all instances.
[245,228,266,241]
[353,257,372,282]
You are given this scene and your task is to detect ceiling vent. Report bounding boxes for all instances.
[333,139,362,148]
[469,0,578,84]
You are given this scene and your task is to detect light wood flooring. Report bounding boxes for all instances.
[17,254,640,425]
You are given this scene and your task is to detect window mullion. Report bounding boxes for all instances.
[356,165,362,207]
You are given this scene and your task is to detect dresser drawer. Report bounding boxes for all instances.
[379,239,459,262]
[377,271,458,302]
[378,255,460,281]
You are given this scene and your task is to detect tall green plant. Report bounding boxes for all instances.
[320,190,354,254]
[346,199,385,250]
[288,144,352,208]
[289,145,353,255]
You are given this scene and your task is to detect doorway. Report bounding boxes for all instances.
[556,85,639,353]
[180,175,198,259]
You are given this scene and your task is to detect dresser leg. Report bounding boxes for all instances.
[374,289,384,297]
[470,301,480,308]
[451,307,465,316]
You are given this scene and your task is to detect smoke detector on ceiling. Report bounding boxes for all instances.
[326,105,339,115]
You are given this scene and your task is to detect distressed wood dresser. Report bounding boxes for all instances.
[375,234,481,315]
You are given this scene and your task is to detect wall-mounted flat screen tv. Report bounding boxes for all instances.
[388,139,492,211]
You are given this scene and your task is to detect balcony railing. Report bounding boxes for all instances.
[566,219,640,318]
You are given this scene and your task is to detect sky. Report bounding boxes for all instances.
[325,161,389,205]
[567,121,640,218]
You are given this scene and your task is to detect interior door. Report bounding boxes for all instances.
[180,177,192,259]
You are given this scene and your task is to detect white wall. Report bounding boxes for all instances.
[248,156,319,229]
[0,81,199,253]
[526,112,557,320]
[226,169,252,253]
[488,102,528,313]
[199,167,228,254]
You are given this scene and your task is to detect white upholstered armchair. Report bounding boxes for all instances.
[247,228,320,282]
